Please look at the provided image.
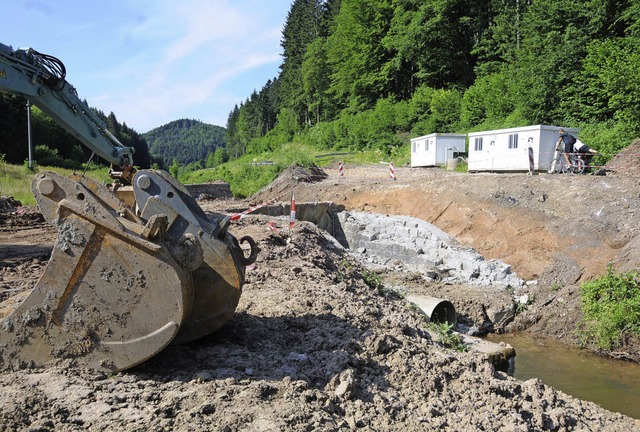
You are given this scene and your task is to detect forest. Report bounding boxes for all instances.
[1,0,638,171]
[143,119,227,168]
[226,0,640,161]
[0,92,150,169]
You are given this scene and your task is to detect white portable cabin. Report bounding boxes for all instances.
[467,125,579,172]
[410,133,466,167]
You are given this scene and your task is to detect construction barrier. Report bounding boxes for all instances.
[338,162,345,177]
[389,162,396,180]
[528,147,538,175]
[289,191,296,229]
[230,190,289,221]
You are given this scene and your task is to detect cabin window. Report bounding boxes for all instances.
[474,137,483,151]
[508,133,519,149]
[425,139,430,151]
[412,142,416,153]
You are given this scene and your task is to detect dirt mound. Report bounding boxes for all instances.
[1,217,637,430]
[605,139,640,175]
[0,196,22,212]
[251,165,328,203]
[1,162,640,429]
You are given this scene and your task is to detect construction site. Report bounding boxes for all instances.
[1,143,640,430]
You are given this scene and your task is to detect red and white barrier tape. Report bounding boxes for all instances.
[230,190,289,221]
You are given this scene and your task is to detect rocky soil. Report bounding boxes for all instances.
[0,143,639,431]
[250,147,640,361]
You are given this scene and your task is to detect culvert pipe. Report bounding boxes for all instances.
[406,295,457,325]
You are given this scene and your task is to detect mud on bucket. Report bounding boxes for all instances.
[406,296,457,324]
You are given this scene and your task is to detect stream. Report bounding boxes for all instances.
[485,332,640,419]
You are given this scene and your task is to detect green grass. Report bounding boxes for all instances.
[454,159,468,173]
[0,162,113,206]
[182,142,411,198]
[579,266,640,350]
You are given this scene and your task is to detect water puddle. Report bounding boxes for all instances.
[485,332,640,419]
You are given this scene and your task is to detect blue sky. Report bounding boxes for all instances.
[2,0,292,132]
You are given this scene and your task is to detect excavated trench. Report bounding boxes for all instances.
[244,200,640,419]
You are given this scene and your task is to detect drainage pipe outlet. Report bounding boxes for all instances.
[407,295,456,325]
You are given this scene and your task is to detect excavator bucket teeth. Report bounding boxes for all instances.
[132,170,252,344]
[0,172,193,372]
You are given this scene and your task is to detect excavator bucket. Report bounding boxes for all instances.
[131,170,256,344]
[0,170,255,372]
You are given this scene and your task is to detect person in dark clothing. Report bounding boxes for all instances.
[556,128,577,168]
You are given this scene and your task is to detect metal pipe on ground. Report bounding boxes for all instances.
[406,295,457,324]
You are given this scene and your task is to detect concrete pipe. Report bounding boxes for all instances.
[406,295,457,325]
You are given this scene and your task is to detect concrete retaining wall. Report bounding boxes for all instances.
[187,182,232,200]
[250,203,523,288]
[237,202,344,234]
[336,211,523,288]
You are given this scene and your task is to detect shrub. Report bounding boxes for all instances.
[33,144,82,169]
[579,266,640,350]
[574,121,636,163]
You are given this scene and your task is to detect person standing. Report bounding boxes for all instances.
[556,128,577,168]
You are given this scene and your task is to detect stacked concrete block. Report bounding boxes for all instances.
[336,211,523,289]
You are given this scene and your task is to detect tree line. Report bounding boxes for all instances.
[143,119,227,169]
[226,0,640,159]
[0,92,150,169]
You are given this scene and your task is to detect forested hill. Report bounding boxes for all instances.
[225,0,640,161]
[144,119,226,168]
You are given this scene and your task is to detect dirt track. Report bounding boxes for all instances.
[0,157,639,430]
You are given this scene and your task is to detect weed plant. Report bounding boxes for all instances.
[429,321,468,352]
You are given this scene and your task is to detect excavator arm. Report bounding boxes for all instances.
[0,42,135,182]
[0,42,257,372]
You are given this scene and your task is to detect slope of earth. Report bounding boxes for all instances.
[250,162,640,360]
[0,211,639,430]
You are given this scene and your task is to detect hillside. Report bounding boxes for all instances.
[144,119,226,167]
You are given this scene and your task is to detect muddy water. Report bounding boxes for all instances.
[485,332,640,419]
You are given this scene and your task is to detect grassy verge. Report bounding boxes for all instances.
[0,162,113,206]
[182,142,411,198]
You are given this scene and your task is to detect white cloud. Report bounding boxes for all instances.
[86,0,286,131]
[1,0,288,131]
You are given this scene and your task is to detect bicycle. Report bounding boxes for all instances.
[547,151,586,174]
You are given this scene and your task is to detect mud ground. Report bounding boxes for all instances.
[0,143,639,430]
[250,147,640,362]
